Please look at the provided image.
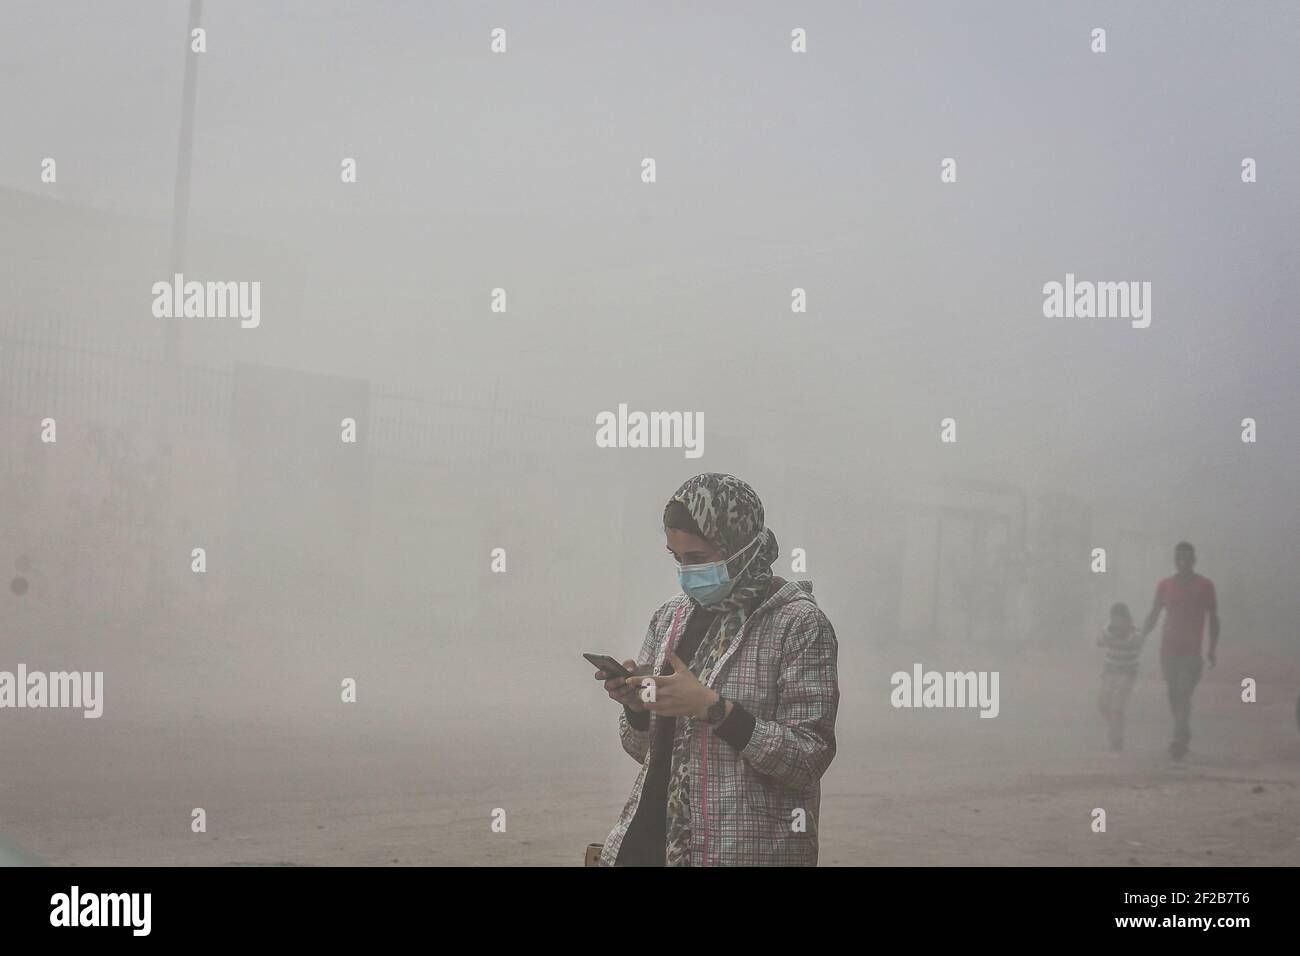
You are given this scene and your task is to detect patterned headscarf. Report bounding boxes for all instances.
[667,472,780,614]
[662,473,781,866]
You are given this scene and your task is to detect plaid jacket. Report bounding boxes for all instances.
[599,579,839,866]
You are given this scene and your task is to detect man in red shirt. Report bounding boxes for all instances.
[1141,542,1220,759]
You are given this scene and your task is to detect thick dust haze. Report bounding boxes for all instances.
[1,1,1297,864]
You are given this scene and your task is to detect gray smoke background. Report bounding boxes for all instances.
[1,1,1296,864]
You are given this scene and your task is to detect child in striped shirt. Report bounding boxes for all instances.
[1097,602,1144,751]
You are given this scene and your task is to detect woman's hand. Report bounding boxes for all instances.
[628,649,719,719]
[596,660,648,712]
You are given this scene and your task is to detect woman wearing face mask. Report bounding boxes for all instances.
[593,473,840,866]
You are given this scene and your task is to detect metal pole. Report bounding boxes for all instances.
[166,0,202,363]
[156,0,202,608]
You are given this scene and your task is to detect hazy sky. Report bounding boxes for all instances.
[3,1,1297,627]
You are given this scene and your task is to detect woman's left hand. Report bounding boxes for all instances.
[625,649,718,719]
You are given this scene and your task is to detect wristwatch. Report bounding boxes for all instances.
[705,695,728,726]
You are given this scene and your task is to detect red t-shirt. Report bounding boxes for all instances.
[1155,574,1217,656]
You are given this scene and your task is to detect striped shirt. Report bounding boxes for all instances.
[1098,623,1144,673]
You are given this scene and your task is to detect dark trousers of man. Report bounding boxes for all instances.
[1161,653,1203,752]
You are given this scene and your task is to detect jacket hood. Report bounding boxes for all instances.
[758,578,816,615]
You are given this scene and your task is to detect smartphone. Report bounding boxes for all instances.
[584,653,633,680]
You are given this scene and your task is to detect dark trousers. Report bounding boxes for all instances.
[1161,653,1203,748]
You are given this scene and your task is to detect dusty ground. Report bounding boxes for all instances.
[2,608,1297,866]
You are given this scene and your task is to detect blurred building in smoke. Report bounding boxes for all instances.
[0,317,1175,658]
[895,478,1100,648]
[0,187,603,641]
[898,477,1029,645]
[0,186,1225,654]
[1029,493,1092,647]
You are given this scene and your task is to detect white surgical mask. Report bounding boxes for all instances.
[677,531,765,605]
